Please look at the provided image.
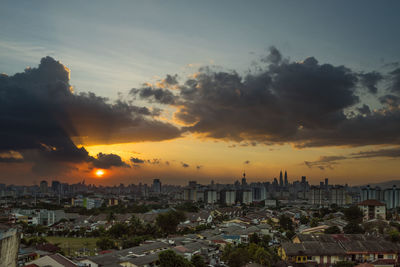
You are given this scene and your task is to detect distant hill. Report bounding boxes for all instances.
[360,180,400,189]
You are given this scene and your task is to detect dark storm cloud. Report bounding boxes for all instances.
[133,47,400,148]
[357,104,371,116]
[91,153,129,169]
[0,57,181,175]
[359,71,382,94]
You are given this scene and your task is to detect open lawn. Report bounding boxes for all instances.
[46,237,100,256]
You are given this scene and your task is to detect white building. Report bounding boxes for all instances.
[242,190,253,205]
[205,190,217,204]
[357,199,386,221]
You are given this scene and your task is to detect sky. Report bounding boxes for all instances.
[1,0,400,186]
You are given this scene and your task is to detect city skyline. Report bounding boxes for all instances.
[1,1,400,186]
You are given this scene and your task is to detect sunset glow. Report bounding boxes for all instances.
[95,169,105,178]
[0,1,399,186]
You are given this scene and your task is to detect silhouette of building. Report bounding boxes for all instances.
[152,179,161,194]
[40,180,48,194]
[284,171,288,187]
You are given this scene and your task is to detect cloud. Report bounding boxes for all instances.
[147,158,161,165]
[130,157,145,164]
[244,160,250,164]
[0,56,181,176]
[390,68,400,93]
[91,153,129,169]
[181,162,189,168]
[305,146,400,170]
[196,165,202,170]
[359,71,382,94]
[0,157,24,163]
[357,104,371,116]
[130,86,177,105]
[351,147,400,159]
[133,47,400,148]
[304,156,347,170]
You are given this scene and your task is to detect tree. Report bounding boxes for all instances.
[249,233,261,244]
[343,222,364,234]
[325,226,341,234]
[299,215,309,225]
[176,202,199,212]
[344,206,363,223]
[156,210,186,235]
[158,250,192,267]
[107,212,116,222]
[129,215,144,235]
[260,234,271,248]
[108,222,129,239]
[310,218,319,227]
[279,215,294,231]
[191,254,206,267]
[227,247,250,267]
[122,236,144,249]
[96,237,116,250]
[255,247,273,267]
[387,230,400,243]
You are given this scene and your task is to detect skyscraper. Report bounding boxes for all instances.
[152,179,161,194]
[51,180,60,193]
[284,171,288,187]
[279,170,283,188]
[241,172,247,186]
[40,180,48,194]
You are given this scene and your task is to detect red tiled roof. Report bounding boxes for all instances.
[357,199,385,206]
[98,250,113,254]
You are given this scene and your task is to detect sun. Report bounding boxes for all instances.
[95,169,105,177]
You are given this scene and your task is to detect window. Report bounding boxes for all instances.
[388,255,393,259]
[378,255,383,259]
[307,256,312,260]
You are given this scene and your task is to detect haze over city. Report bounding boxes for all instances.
[1,0,400,186]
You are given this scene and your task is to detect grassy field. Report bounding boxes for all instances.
[46,237,100,256]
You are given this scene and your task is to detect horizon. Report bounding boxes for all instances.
[1,1,400,186]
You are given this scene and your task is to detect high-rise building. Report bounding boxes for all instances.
[330,186,346,206]
[40,180,48,194]
[152,179,161,194]
[220,190,236,205]
[361,185,382,201]
[0,224,19,267]
[51,180,60,193]
[241,172,247,186]
[279,171,283,188]
[188,181,197,188]
[284,171,288,187]
[325,178,329,189]
[242,190,253,204]
[384,185,400,209]
[205,190,217,204]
